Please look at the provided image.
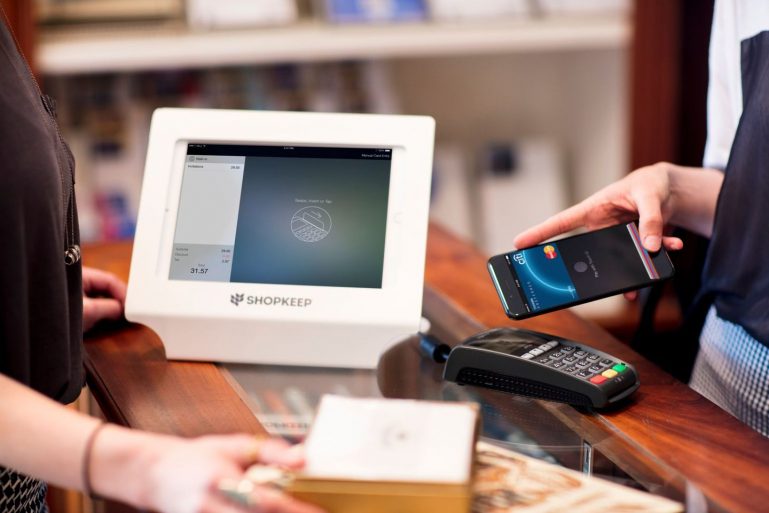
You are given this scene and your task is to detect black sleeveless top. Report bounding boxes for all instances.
[0,19,84,403]
[700,30,769,347]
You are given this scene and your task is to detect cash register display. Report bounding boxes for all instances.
[169,143,392,289]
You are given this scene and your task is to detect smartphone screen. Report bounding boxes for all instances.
[488,222,674,318]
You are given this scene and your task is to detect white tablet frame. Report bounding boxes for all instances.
[125,108,435,368]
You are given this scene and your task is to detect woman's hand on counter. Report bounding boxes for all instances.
[82,266,126,332]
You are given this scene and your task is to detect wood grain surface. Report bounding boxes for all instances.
[82,240,266,437]
[82,224,769,513]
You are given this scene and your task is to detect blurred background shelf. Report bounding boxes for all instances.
[38,15,630,75]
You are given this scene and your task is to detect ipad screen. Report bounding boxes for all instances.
[169,143,391,288]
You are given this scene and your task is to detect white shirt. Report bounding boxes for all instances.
[704,0,769,170]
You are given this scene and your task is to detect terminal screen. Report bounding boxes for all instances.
[169,143,392,288]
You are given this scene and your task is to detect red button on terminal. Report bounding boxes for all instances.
[590,375,607,384]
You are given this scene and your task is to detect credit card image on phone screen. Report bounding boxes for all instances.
[487,222,675,319]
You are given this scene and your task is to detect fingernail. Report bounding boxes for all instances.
[643,235,661,251]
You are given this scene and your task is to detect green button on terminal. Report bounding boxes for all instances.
[612,363,627,373]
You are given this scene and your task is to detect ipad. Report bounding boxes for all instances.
[126,109,435,368]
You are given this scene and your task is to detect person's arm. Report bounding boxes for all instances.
[514,163,724,252]
[0,373,322,513]
[666,165,724,238]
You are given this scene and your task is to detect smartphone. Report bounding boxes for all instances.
[488,222,675,319]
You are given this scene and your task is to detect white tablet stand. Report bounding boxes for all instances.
[126,108,435,368]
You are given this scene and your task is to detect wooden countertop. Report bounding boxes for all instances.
[83,223,769,513]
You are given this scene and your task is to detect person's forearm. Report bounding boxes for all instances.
[0,374,100,489]
[667,165,724,238]
[0,374,164,508]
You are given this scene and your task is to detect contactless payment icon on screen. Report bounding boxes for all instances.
[291,206,332,243]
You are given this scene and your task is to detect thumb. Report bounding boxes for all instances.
[633,192,665,252]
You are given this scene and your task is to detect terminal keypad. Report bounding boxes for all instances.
[518,340,629,385]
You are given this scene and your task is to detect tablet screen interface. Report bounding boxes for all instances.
[169,143,392,288]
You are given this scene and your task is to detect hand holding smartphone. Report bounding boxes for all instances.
[488,222,674,319]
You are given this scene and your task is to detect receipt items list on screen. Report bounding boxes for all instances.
[170,154,244,282]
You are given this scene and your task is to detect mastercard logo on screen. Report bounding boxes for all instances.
[543,245,557,260]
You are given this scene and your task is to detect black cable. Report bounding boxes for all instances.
[417,333,451,363]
